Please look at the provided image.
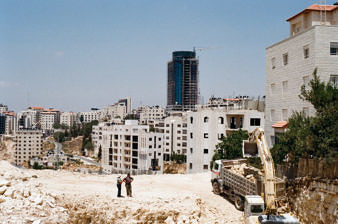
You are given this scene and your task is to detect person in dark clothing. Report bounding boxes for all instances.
[123,173,134,197]
[116,175,123,197]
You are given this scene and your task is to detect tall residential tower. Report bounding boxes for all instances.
[167,51,199,111]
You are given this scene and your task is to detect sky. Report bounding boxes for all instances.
[0,0,334,112]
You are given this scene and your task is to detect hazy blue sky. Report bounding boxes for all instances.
[0,0,332,112]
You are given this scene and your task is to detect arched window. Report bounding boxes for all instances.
[204,117,209,123]
[218,117,224,124]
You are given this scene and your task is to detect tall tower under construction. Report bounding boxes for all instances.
[167,51,199,111]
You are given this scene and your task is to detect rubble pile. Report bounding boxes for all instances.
[59,193,221,224]
[0,161,68,224]
[230,163,261,182]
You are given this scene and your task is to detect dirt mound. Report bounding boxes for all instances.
[62,136,83,155]
[0,137,15,163]
[163,162,186,174]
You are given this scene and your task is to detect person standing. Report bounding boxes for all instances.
[123,173,134,197]
[116,175,123,197]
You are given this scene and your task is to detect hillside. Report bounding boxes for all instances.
[0,160,243,224]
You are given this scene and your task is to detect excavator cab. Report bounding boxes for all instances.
[244,195,265,218]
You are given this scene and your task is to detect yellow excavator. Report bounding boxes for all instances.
[211,128,299,224]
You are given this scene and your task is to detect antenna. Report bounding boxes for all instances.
[319,0,327,25]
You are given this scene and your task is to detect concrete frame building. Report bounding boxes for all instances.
[14,129,43,165]
[0,114,5,135]
[265,3,338,147]
[186,108,264,173]
[167,51,199,111]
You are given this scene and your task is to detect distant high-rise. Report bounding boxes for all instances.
[167,51,199,111]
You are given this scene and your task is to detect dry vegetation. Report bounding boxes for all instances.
[163,162,186,174]
[62,136,83,155]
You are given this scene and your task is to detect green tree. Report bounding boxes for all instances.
[53,131,65,143]
[124,114,138,120]
[212,130,249,162]
[272,68,338,164]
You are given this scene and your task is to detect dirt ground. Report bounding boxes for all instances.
[32,169,243,223]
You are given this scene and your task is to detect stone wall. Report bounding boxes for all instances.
[285,178,337,224]
[276,159,337,223]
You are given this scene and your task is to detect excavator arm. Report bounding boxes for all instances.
[250,128,277,214]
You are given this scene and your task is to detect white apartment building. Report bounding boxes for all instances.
[101,120,164,174]
[162,112,188,161]
[79,109,103,123]
[2,111,17,135]
[265,3,338,147]
[138,132,164,173]
[14,129,43,165]
[103,104,127,120]
[186,108,264,173]
[138,106,166,124]
[40,111,60,131]
[0,104,8,113]
[60,112,78,127]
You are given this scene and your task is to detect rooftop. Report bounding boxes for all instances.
[287,4,338,21]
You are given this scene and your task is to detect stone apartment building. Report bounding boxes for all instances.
[40,109,60,132]
[79,109,103,123]
[138,106,166,124]
[60,112,78,127]
[265,3,338,147]
[162,112,188,161]
[101,120,164,174]
[186,107,264,173]
[14,129,43,165]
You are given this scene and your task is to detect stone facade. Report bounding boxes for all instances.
[265,25,338,147]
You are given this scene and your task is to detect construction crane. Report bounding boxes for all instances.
[193,46,221,52]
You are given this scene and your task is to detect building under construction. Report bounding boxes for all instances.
[167,51,199,111]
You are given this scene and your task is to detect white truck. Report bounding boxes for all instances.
[211,128,299,224]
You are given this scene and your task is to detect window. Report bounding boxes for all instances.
[189,163,192,169]
[204,117,209,123]
[190,133,193,139]
[190,117,193,124]
[270,109,275,121]
[204,133,208,138]
[218,117,224,124]
[270,83,276,95]
[203,149,208,154]
[250,118,261,126]
[330,75,338,87]
[282,109,288,121]
[218,133,224,140]
[303,45,309,59]
[282,81,288,96]
[271,57,276,69]
[190,148,193,153]
[203,165,208,170]
[330,42,338,55]
[283,53,288,65]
